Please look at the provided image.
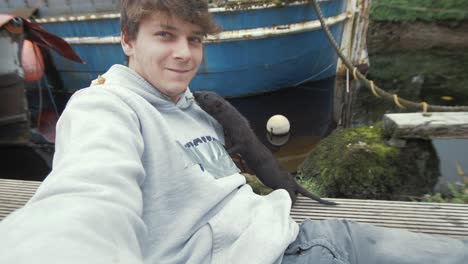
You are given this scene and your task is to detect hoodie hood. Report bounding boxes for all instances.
[102,64,195,110]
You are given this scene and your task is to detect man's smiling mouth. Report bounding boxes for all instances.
[167,68,191,73]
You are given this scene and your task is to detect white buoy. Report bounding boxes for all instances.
[266,114,290,136]
[266,132,290,146]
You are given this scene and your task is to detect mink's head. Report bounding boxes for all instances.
[193,91,226,116]
[194,91,249,131]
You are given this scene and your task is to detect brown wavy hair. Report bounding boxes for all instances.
[120,0,220,41]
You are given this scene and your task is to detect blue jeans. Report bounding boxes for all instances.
[282,219,468,264]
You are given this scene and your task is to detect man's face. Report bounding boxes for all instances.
[122,12,204,102]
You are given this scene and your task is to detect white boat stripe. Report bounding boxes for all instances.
[62,12,350,45]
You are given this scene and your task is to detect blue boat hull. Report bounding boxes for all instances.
[32,0,349,97]
[193,25,344,97]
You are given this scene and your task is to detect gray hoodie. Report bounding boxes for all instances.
[0,65,299,264]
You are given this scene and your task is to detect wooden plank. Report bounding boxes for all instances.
[382,112,468,139]
[0,178,42,187]
[291,204,468,224]
[0,178,39,220]
[291,196,468,239]
[0,179,467,239]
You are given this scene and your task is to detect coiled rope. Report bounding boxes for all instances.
[311,0,468,112]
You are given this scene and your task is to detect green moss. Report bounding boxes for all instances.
[370,0,468,22]
[297,124,440,200]
[297,124,403,199]
[242,173,274,195]
[295,174,326,196]
[244,124,440,201]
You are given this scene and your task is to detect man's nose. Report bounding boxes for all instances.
[173,39,191,60]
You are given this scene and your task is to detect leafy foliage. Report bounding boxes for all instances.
[423,168,468,204]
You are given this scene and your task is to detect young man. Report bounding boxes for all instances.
[0,1,466,264]
[1,1,297,263]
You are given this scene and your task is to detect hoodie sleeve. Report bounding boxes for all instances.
[0,88,147,264]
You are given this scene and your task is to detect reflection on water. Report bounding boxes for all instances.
[358,48,468,193]
[432,139,468,192]
[227,77,336,171]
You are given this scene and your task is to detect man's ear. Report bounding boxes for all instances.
[121,32,134,56]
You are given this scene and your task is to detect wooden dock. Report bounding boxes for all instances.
[0,178,40,220]
[1,178,467,239]
[293,196,468,239]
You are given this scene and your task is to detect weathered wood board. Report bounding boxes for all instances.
[1,178,467,239]
[292,196,468,239]
[382,112,468,139]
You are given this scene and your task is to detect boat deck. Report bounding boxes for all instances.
[1,178,467,239]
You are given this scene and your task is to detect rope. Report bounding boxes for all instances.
[421,101,428,113]
[393,94,405,109]
[352,67,359,81]
[455,162,466,180]
[369,80,380,98]
[310,0,468,112]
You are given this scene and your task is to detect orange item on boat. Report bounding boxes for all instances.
[21,39,44,82]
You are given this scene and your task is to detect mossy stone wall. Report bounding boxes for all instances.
[297,124,439,200]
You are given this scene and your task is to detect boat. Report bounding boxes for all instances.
[1,0,369,98]
[0,0,370,181]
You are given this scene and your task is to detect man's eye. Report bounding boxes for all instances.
[189,36,203,44]
[155,31,171,39]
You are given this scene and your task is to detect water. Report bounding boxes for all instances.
[227,77,336,171]
[354,48,468,193]
[432,139,468,192]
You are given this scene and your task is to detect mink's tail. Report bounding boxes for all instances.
[296,185,338,205]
